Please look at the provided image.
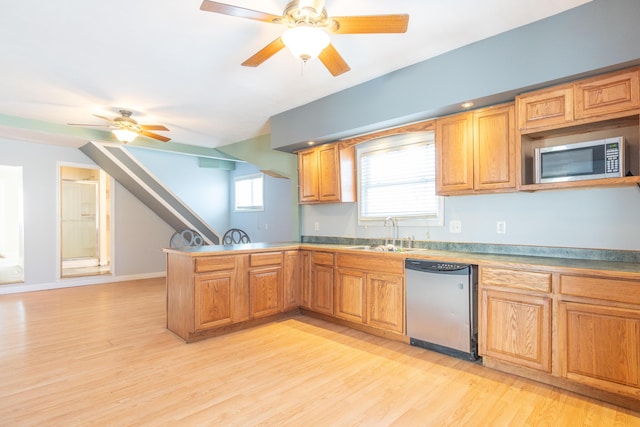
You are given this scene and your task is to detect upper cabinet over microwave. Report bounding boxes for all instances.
[518,68,640,133]
[516,66,640,190]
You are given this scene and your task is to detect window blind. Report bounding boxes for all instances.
[357,135,438,220]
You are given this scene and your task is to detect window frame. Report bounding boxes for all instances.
[356,131,443,227]
[234,173,264,212]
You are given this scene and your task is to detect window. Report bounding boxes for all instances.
[234,173,264,211]
[356,131,442,224]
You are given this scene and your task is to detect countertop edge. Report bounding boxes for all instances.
[163,242,640,275]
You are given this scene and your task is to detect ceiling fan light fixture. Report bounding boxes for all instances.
[282,26,330,62]
[112,128,138,143]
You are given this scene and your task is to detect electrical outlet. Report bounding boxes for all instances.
[449,220,462,233]
[264,223,268,230]
[314,221,320,231]
[496,221,506,234]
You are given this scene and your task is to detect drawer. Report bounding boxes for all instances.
[480,267,552,293]
[560,274,640,305]
[312,251,334,267]
[195,255,236,273]
[250,251,283,267]
[336,253,403,275]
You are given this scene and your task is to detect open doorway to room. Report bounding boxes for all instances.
[59,165,112,278]
[0,165,24,285]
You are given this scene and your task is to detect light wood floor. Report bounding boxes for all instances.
[1,278,639,426]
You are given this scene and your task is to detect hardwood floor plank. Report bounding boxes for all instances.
[1,278,639,426]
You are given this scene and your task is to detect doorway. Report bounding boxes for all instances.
[59,165,111,278]
[0,165,24,284]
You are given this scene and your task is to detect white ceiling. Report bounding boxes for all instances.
[0,0,591,149]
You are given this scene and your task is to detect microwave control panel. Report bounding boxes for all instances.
[606,142,620,174]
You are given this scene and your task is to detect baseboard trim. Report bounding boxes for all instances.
[0,272,166,295]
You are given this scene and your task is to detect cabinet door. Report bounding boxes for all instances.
[249,266,283,318]
[473,104,516,190]
[436,113,474,194]
[559,301,640,390]
[283,250,300,310]
[195,271,234,330]
[517,85,574,131]
[335,269,365,323]
[480,289,551,372]
[317,144,340,201]
[366,273,404,333]
[298,149,319,203]
[574,68,640,119]
[300,251,312,309]
[311,264,334,315]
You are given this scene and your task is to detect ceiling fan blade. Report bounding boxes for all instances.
[331,15,409,34]
[91,114,116,123]
[139,124,169,131]
[139,130,171,142]
[67,123,109,127]
[318,43,350,77]
[241,37,286,67]
[200,0,281,24]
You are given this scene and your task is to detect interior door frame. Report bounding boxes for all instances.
[57,162,115,279]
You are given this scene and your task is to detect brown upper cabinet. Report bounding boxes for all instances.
[574,68,640,120]
[518,67,640,133]
[436,103,516,195]
[517,66,640,189]
[297,142,356,204]
[517,85,574,131]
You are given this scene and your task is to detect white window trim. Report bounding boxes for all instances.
[356,131,443,227]
[234,173,264,212]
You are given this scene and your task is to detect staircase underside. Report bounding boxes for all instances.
[80,141,220,245]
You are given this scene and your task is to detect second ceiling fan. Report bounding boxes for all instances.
[200,0,409,76]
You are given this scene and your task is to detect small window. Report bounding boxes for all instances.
[234,173,264,212]
[357,132,442,224]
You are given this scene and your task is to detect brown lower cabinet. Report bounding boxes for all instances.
[299,250,335,315]
[334,253,405,335]
[166,246,640,410]
[282,250,301,310]
[558,273,640,401]
[194,270,235,330]
[479,265,640,410]
[167,251,286,342]
[294,250,405,336]
[480,288,551,372]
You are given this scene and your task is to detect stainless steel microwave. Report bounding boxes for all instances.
[534,137,626,184]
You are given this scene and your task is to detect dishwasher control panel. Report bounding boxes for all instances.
[405,259,469,272]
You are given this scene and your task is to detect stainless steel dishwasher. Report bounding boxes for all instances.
[405,259,479,361]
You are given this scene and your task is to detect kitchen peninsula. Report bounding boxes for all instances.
[164,241,640,411]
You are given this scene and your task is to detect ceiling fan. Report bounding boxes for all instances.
[68,110,171,143]
[200,0,409,76]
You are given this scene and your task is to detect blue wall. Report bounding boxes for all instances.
[272,0,640,251]
[228,162,296,243]
[271,0,640,151]
[126,146,231,236]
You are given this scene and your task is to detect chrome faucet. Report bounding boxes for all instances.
[384,216,398,246]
